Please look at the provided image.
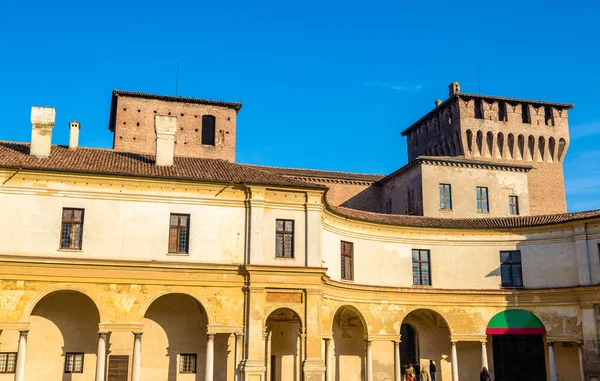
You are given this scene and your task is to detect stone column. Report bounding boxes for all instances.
[548,341,557,381]
[324,338,332,381]
[240,286,267,379]
[131,332,142,381]
[95,332,108,381]
[14,330,28,381]
[480,340,488,370]
[264,329,272,381]
[366,340,373,381]
[297,329,305,381]
[393,340,401,381]
[305,193,322,267]
[450,340,459,381]
[303,291,325,381]
[206,333,215,381]
[578,342,585,381]
[234,333,243,381]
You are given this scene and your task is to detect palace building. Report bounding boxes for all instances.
[0,83,598,381]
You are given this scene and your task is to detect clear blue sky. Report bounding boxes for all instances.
[1,0,598,211]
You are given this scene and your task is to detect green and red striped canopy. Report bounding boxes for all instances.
[486,309,546,335]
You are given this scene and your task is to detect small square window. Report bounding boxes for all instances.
[275,219,294,258]
[180,353,197,373]
[65,352,84,373]
[0,353,17,374]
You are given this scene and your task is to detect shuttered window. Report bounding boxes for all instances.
[341,241,354,281]
[275,220,294,258]
[60,208,84,249]
[169,214,190,254]
[500,251,523,288]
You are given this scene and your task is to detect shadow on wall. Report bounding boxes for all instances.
[332,306,367,381]
[340,185,381,212]
[29,290,100,381]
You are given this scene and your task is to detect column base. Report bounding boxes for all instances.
[303,358,326,381]
[240,359,267,381]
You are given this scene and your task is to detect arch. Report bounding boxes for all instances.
[548,137,556,162]
[466,130,473,156]
[22,284,103,322]
[266,308,303,381]
[265,305,305,328]
[486,131,494,157]
[476,130,483,157]
[517,134,525,160]
[139,291,215,325]
[401,308,453,336]
[331,305,368,336]
[496,132,505,158]
[557,138,567,162]
[486,309,546,335]
[538,136,546,162]
[507,133,515,159]
[528,135,536,161]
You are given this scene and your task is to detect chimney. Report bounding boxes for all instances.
[154,115,177,166]
[449,81,461,97]
[434,100,443,107]
[69,121,81,151]
[30,106,56,158]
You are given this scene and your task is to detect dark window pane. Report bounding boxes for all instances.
[512,265,523,287]
[412,250,419,261]
[511,251,521,262]
[500,251,511,263]
[202,115,216,145]
[501,264,512,286]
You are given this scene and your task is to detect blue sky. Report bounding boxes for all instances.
[1,0,598,211]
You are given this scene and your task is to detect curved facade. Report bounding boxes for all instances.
[0,87,599,381]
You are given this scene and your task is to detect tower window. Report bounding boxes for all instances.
[544,106,555,126]
[476,186,489,213]
[509,196,519,215]
[522,104,531,123]
[439,184,452,210]
[498,101,507,121]
[474,99,484,119]
[202,115,216,145]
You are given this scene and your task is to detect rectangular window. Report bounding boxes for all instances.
[179,353,197,373]
[201,115,216,145]
[509,196,519,215]
[107,355,129,381]
[169,214,190,254]
[0,353,17,374]
[476,187,489,213]
[341,241,354,281]
[439,184,452,210]
[60,208,84,249]
[500,251,523,287]
[544,106,555,126]
[275,220,294,258]
[498,101,507,121]
[522,104,531,123]
[474,99,484,119]
[64,352,84,373]
[412,249,431,285]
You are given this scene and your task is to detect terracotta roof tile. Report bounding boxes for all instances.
[0,142,324,189]
[247,165,384,182]
[330,205,600,229]
[113,90,243,111]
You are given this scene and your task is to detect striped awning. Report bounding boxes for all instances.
[486,309,546,335]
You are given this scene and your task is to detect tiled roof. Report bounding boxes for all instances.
[330,205,600,229]
[113,90,243,111]
[0,142,324,189]
[247,165,384,183]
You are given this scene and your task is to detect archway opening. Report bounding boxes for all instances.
[27,290,100,380]
[487,309,547,381]
[266,308,302,381]
[400,309,451,380]
[332,306,366,381]
[142,293,226,381]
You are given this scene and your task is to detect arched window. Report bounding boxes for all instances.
[202,115,216,146]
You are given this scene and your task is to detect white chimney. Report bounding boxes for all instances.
[154,115,177,166]
[30,106,56,158]
[69,121,81,151]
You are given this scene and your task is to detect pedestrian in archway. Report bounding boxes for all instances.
[429,360,436,381]
[480,367,491,381]
[405,363,416,381]
[420,363,431,381]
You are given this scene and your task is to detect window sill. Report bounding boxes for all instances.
[166,252,189,256]
[477,211,490,214]
[339,278,354,283]
[412,284,432,288]
[57,248,82,252]
[439,209,453,212]
[501,286,524,289]
[274,257,295,260]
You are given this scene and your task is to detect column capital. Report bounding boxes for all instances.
[547,340,555,346]
[132,332,143,338]
[450,340,458,345]
[480,339,488,344]
[392,339,401,344]
[98,331,109,338]
[234,332,244,338]
[18,330,29,337]
[323,337,332,343]
[207,332,216,339]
